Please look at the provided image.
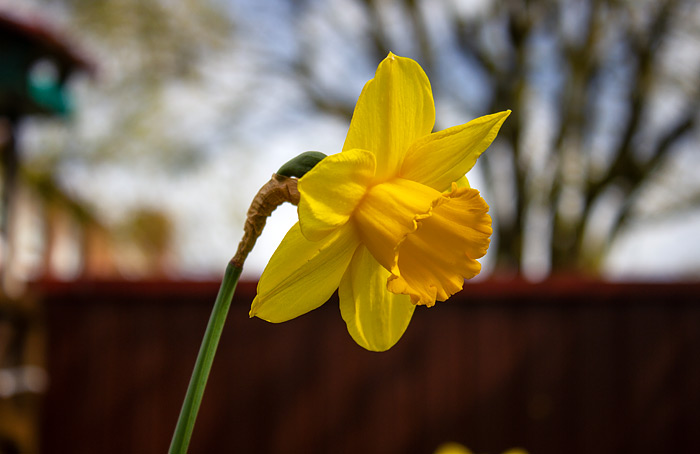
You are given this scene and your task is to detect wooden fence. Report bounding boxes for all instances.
[37,278,700,454]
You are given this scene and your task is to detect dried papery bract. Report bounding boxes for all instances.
[232,174,300,268]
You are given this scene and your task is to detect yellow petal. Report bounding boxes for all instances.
[353,178,439,271]
[343,52,435,181]
[454,175,470,189]
[339,245,415,351]
[352,178,491,306]
[250,222,359,322]
[297,148,375,241]
[387,185,492,305]
[401,110,510,191]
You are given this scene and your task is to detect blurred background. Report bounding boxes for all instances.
[0,0,699,453]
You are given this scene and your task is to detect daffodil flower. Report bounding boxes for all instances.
[250,53,510,351]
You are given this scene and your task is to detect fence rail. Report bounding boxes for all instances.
[37,278,700,454]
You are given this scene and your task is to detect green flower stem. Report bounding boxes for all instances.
[169,260,242,454]
[169,174,300,453]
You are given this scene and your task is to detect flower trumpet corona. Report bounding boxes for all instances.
[250,53,510,351]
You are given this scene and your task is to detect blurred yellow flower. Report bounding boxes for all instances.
[434,442,474,454]
[250,52,509,351]
[434,443,528,454]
